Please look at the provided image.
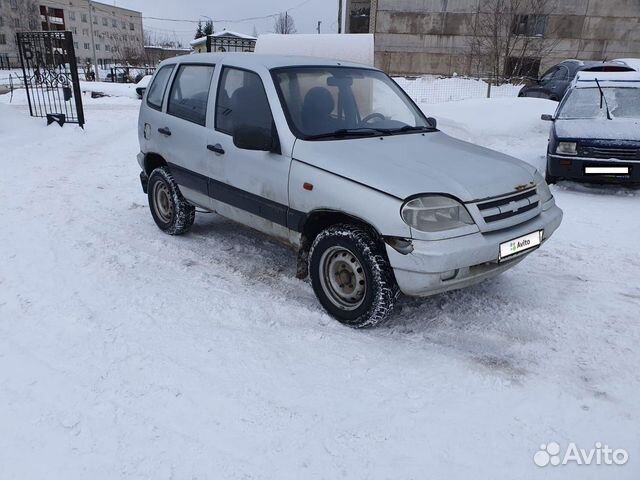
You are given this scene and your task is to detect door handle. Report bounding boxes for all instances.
[207,144,225,155]
[158,127,171,136]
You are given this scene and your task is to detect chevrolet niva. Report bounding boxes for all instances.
[137,54,563,328]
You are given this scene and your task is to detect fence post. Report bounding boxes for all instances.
[487,77,492,98]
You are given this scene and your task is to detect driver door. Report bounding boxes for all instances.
[202,66,292,239]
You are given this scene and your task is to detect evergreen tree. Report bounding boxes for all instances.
[203,20,214,36]
[195,21,204,39]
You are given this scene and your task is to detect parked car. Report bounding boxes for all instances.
[542,70,640,185]
[135,75,153,99]
[136,54,563,327]
[519,60,635,101]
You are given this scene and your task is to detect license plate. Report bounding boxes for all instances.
[499,231,543,261]
[584,166,629,175]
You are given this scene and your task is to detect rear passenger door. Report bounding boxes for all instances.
[161,63,216,206]
[203,66,292,238]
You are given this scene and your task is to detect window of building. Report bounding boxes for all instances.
[129,22,134,31]
[10,0,17,9]
[512,14,548,37]
[81,13,88,23]
[74,41,78,49]
[14,18,20,28]
[0,17,4,28]
[103,17,108,26]
[71,26,77,34]
[0,34,6,45]
[82,28,89,36]
[147,65,175,111]
[84,42,90,50]
[95,44,100,50]
[105,45,110,52]
[69,12,76,21]
[168,65,215,125]
[93,16,97,24]
[112,19,117,28]
[215,67,274,136]
[505,57,541,78]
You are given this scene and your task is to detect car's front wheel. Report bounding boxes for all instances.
[148,167,195,235]
[309,224,399,328]
[545,170,558,185]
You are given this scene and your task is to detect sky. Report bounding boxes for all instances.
[109,0,340,46]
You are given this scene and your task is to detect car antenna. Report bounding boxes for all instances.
[594,78,613,120]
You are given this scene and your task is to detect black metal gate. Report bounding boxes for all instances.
[17,31,84,127]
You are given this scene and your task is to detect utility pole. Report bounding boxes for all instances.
[317,21,321,34]
[87,0,100,81]
[285,11,289,34]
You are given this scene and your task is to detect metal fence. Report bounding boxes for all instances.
[17,31,84,127]
[395,75,528,105]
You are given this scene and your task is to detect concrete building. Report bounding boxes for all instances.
[144,45,191,65]
[344,0,640,76]
[0,0,143,70]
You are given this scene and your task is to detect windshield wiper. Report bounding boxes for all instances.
[595,78,613,120]
[305,128,392,140]
[383,125,437,134]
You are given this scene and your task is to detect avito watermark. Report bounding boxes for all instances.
[534,442,629,467]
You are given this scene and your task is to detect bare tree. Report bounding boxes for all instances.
[466,0,561,82]
[273,12,296,34]
[110,32,144,66]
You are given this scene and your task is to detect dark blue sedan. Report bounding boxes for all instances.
[542,72,640,185]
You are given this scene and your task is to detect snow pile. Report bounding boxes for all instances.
[256,33,375,66]
[1,85,639,480]
[396,75,523,104]
[79,80,139,99]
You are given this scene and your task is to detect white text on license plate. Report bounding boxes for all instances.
[585,166,629,175]
[500,231,543,260]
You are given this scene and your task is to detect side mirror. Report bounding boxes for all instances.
[426,117,437,129]
[233,126,277,152]
[541,114,554,122]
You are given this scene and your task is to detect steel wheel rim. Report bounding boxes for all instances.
[153,181,173,224]
[319,246,367,311]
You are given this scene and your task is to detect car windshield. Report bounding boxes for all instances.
[272,66,432,139]
[558,87,640,119]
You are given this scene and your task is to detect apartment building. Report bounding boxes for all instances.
[344,0,640,76]
[0,0,143,69]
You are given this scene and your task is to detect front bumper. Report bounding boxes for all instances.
[386,204,563,297]
[547,153,640,185]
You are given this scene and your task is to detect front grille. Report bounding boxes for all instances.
[588,147,639,160]
[476,188,539,224]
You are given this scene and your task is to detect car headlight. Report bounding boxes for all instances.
[401,195,474,232]
[534,171,553,204]
[556,141,577,155]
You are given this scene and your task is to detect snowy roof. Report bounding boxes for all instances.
[189,30,257,47]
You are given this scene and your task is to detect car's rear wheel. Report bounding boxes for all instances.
[148,167,195,235]
[309,224,399,328]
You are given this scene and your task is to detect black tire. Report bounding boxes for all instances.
[147,167,195,235]
[545,170,558,185]
[309,224,399,328]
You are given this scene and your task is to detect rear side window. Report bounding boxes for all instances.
[215,67,274,135]
[146,65,174,111]
[167,64,215,126]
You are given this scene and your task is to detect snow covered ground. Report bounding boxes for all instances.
[1,87,639,479]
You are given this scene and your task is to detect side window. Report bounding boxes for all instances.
[215,67,275,136]
[552,66,569,81]
[540,67,557,83]
[167,64,215,126]
[146,65,174,111]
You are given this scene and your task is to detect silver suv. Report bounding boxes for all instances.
[137,53,563,328]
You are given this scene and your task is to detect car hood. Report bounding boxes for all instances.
[555,118,640,141]
[292,132,536,202]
